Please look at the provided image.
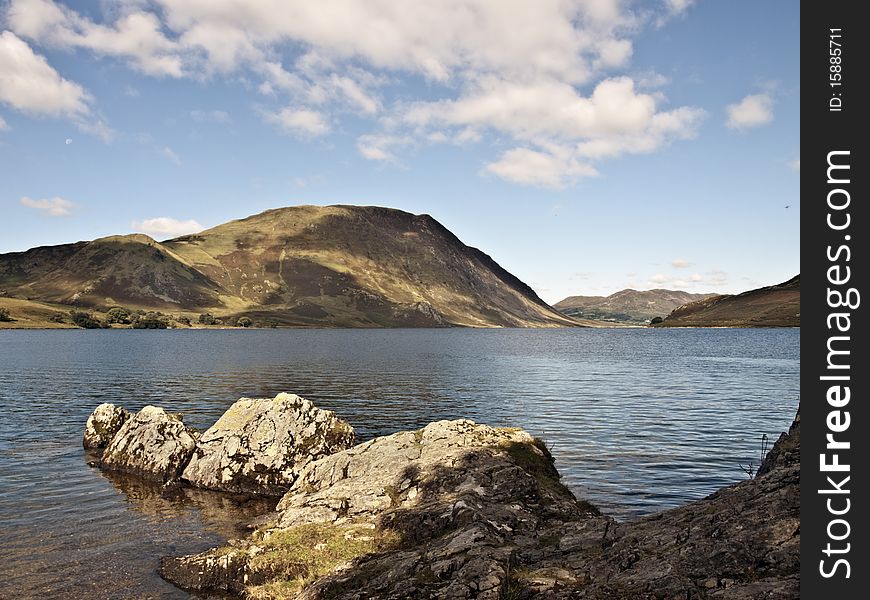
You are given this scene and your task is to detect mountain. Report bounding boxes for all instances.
[0,205,582,328]
[554,289,715,324]
[654,276,800,327]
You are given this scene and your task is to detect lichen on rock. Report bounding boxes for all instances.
[159,413,800,600]
[101,405,198,483]
[181,392,355,496]
[83,403,130,449]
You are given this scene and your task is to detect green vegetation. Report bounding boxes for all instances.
[244,522,400,600]
[237,316,253,327]
[175,316,191,326]
[0,307,13,322]
[70,311,105,329]
[131,312,169,329]
[198,312,217,325]
[105,307,133,324]
[650,316,664,325]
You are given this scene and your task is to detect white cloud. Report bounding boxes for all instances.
[405,76,703,187]
[788,157,800,172]
[5,0,705,186]
[671,258,691,268]
[20,195,75,216]
[0,30,90,117]
[132,217,203,238]
[263,107,330,137]
[190,109,230,123]
[484,146,598,189]
[0,115,7,130]
[0,31,112,140]
[7,0,184,77]
[726,93,774,130]
[664,0,695,15]
[162,146,182,166]
[640,268,728,290]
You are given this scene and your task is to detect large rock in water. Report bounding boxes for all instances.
[83,403,130,449]
[101,406,198,483]
[181,393,355,496]
[160,419,593,598]
[160,413,800,600]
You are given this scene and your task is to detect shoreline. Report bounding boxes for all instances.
[81,396,800,599]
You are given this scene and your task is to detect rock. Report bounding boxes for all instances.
[757,406,800,476]
[160,419,592,598]
[101,406,198,483]
[522,411,801,600]
[83,403,130,449]
[160,412,801,600]
[181,393,355,496]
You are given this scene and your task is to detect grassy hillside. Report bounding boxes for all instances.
[1,205,586,328]
[653,276,800,327]
[554,289,715,324]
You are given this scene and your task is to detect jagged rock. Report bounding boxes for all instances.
[160,419,591,598]
[160,412,801,600]
[83,403,130,449]
[519,412,801,600]
[101,406,198,483]
[181,393,355,496]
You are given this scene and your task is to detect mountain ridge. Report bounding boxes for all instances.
[654,275,800,327]
[0,205,583,328]
[554,288,715,324]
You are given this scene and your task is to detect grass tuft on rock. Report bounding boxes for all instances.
[245,522,400,599]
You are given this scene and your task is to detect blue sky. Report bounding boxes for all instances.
[0,0,798,303]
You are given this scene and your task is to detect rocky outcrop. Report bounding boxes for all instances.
[160,419,596,598]
[101,406,198,483]
[181,393,355,496]
[159,412,800,600]
[83,403,130,449]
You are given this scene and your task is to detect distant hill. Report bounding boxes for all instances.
[554,289,715,324]
[0,205,584,328]
[653,276,800,327]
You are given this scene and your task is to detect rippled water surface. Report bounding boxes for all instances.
[0,328,799,599]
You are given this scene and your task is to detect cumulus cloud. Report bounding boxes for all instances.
[0,30,90,117]
[0,115,7,130]
[20,195,75,216]
[0,31,111,139]
[263,107,330,137]
[726,93,774,130]
[484,147,598,189]
[5,0,705,186]
[671,258,691,268]
[132,217,203,238]
[7,0,184,77]
[161,146,182,166]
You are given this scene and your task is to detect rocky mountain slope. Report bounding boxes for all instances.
[0,205,581,328]
[555,288,714,324]
[655,275,800,327]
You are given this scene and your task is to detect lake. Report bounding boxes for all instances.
[0,327,799,599]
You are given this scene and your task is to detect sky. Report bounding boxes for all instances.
[0,0,799,304]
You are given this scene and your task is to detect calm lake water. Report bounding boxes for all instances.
[0,328,799,599]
